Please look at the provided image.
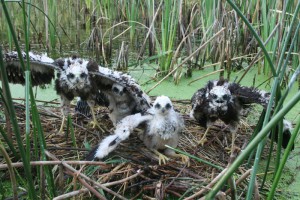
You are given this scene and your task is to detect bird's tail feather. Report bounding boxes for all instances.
[85,145,100,161]
[268,119,294,150]
[75,98,91,117]
[85,113,152,160]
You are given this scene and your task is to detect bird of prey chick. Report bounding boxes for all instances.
[106,83,139,125]
[3,51,151,133]
[76,81,150,126]
[54,56,98,132]
[87,96,189,165]
[190,78,293,150]
[140,95,189,165]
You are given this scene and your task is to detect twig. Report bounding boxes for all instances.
[40,108,94,133]
[188,69,224,85]
[225,168,252,194]
[165,165,187,190]
[1,99,95,134]
[146,28,226,94]
[100,163,127,183]
[237,23,279,84]
[52,188,90,200]
[45,150,128,200]
[78,176,107,200]
[62,162,128,200]
[184,167,228,200]
[102,169,143,187]
[47,146,90,151]
[0,160,108,170]
[0,143,18,200]
[12,97,60,104]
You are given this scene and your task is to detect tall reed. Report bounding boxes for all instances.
[157,0,180,75]
[0,0,299,198]
[1,0,57,198]
[206,0,300,199]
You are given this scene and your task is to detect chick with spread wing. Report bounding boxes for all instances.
[87,96,189,165]
[3,51,150,133]
[190,78,293,150]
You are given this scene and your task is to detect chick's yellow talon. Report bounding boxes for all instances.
[198,137,208,146]
[152,149,169,165]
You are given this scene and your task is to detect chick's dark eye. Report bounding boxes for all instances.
[67,73,75,79]
[223,94,229,100]
[211,94,218,99]
[155,103,161,109]
[165,103,172,109]
[80,73,87,78]
[113,87,119,93]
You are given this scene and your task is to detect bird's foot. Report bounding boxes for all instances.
[226,146,240,164]
[225,145,240,155]
[197,136,207,146]
[57,118,65,135]
[178,154,190,166]
[197,126,210,146]
[153,150,169,165]
[89,120,105,132]
[158,153,169,165]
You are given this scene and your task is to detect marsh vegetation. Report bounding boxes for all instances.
[0,0,299,199]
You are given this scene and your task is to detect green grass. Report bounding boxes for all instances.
[1,0,300,199]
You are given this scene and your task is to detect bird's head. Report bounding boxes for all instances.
[208,86,231,108]
[65,58,89,88]
[153,95,173,116]
[112,83,126,96]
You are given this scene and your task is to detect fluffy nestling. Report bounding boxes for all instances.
[140,95,189,165]
[54,56,99,132]
[106,83,139,125]
[190,78,294,150]
[3,51,151,133]
[87,96,189,165]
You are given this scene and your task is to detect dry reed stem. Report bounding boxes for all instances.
[137,1,162,59]
[225,168,252,194]
[237,23,280,84]
[52,188,90,200]
[188,69,225,85]
[77,176,107,200]
[184,167,228,200]
[0,160,107,170]
[146,28,226,94]
[0,99,269,199]
[0,144,18,200]
[102,169,143,187]
[45,150,128,200]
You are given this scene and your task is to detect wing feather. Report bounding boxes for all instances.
[228,83,270,108]
[88,62,151,113]
[3,51,57,86]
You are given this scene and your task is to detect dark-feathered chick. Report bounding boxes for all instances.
[190,79,293,150]
[3,51,151,133]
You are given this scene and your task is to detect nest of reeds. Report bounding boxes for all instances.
[0,99,267,199]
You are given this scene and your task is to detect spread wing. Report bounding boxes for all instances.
[89,63,151,112]
[3,51,58,86]
[190,81,211,126]
[228,82,270,108]
[73,61,151,115]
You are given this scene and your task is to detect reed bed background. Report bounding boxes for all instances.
[0,0,300,199]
